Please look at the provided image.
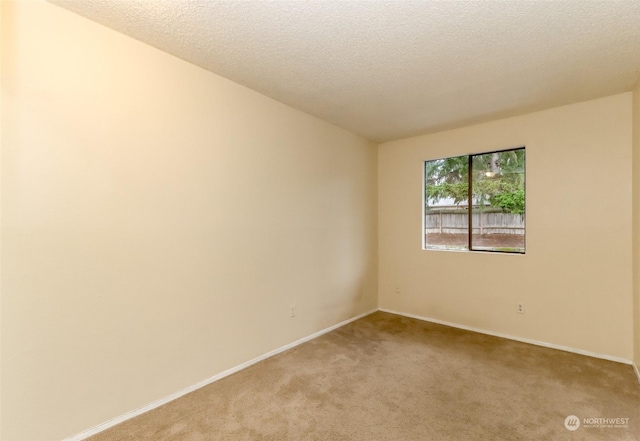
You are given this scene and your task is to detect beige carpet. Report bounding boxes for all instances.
[88,312,640,440]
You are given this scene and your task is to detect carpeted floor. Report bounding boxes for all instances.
[88,312,640,440]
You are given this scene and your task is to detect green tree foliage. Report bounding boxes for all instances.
[425,156,468,205]
[425,149,525,214]
[490,188,525,214]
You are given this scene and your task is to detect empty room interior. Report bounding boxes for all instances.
[2,1,640,440]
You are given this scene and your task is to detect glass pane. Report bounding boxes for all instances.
[424,156,469,251]
[470,149,525,253]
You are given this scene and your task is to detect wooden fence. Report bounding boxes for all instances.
[425,211,525,235]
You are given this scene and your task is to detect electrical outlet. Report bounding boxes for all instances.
[289,304,296,318]
[517,303,525,314]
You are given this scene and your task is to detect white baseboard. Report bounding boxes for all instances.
[65,308,377,441]
[633,363,640,386]
[378,308,633,366]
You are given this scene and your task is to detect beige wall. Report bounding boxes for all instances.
[0,2,377,440]
[633,79,640,369]
[379,93,634,361]
[1,0,639,439]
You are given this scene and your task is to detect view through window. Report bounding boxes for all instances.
[424,148,525,253]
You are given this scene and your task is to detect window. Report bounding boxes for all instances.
[424,147,525,253]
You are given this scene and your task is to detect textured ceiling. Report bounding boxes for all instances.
[48,0,640,142]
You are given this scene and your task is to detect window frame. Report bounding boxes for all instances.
[423,146,526,254]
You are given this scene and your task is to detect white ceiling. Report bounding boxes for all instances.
[48,0,640,142]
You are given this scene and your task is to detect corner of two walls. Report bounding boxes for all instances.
[378,93,635,363]
[2,0,638,439]
[1,1,377,440]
